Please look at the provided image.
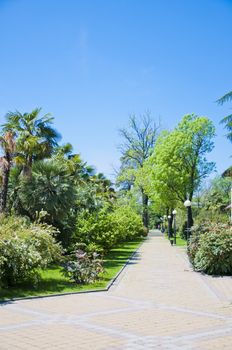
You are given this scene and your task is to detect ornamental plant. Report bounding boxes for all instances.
[188,222,232,275]
[62,243,104,284]
[187,222,210,263]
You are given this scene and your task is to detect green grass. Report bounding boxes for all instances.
[175,235,187,246]
[164,233,187,247]
[0,239,143,301]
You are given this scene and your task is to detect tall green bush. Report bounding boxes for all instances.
[74,205,144,252]
[110,205,144,241]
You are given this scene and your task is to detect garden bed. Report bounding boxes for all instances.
[0,239,143,301]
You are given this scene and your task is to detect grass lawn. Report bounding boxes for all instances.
[164,233,187,247]
[0,238,144,301]
[175,235,187,246]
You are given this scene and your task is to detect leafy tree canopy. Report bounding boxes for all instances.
[140,114,215,211]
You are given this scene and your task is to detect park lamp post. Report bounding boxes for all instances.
[163,215,167,233]
[184,199,192,241]
[172,209,177,245]
[167,215,173,245]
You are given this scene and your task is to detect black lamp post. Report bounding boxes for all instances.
[172,209,177,245]
[168,215,173,245]
[184,200,192,241]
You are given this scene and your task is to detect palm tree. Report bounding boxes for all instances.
[18,160,76,246]
[2,108,60,176]
[0,132,16,212]
[217,91,232,142]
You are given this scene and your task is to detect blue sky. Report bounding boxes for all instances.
[0,0,231,179]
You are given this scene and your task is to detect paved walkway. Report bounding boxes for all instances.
[0,231,232,349]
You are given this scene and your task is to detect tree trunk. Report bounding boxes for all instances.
[22,156,33,177]
[187,205,194,234]
[141,190,149,229]
[0,157,10,213]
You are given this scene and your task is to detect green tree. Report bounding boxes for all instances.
[2,108,60,176]
[197,176,231,223]
[143,114,215,226]
[118,113,159,228]
[75,174,115,214]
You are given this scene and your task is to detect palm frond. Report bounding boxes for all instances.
[217,91,232,105]
[220,113,232,125]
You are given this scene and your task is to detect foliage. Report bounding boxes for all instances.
[74,205,116,251]
[0,239,142,300]
[74,204,144,252]
[75,175,115,214]
[14,160,77,246]
[139,114,215,224]
[187,222,210,263]
[198,176,231,222]
[117,113,160,227]
[111,205,145,240]
[149,115,215,202]
[0,215,63,287]
[62,243,104,284]
[188,222,232,275]
[2,108,60,176]
[217,90,232,142]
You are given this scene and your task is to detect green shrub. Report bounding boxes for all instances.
[189,222,232,275]
[187,223,210,263]
[73,205,144,252]
[74,206,117,252]
[110,205,144,241]
[62,243,104,284]
[0,216,63,287]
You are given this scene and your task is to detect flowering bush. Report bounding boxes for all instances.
[187,223,210,263]
[188,222,232,275]
[62,243,104,284]
[0,216,63,287]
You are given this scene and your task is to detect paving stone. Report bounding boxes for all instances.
[0,231,231,349]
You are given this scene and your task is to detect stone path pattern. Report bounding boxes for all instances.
[0,230,232,349]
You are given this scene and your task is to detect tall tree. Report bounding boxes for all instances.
[2,108,60,176]
[118,113,159,228]
[143,114,215,226]
[217,91,232,142]
[0,132,16,212]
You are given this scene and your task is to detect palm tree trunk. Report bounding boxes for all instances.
[0,156,10,213]
[22,156,33,177]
